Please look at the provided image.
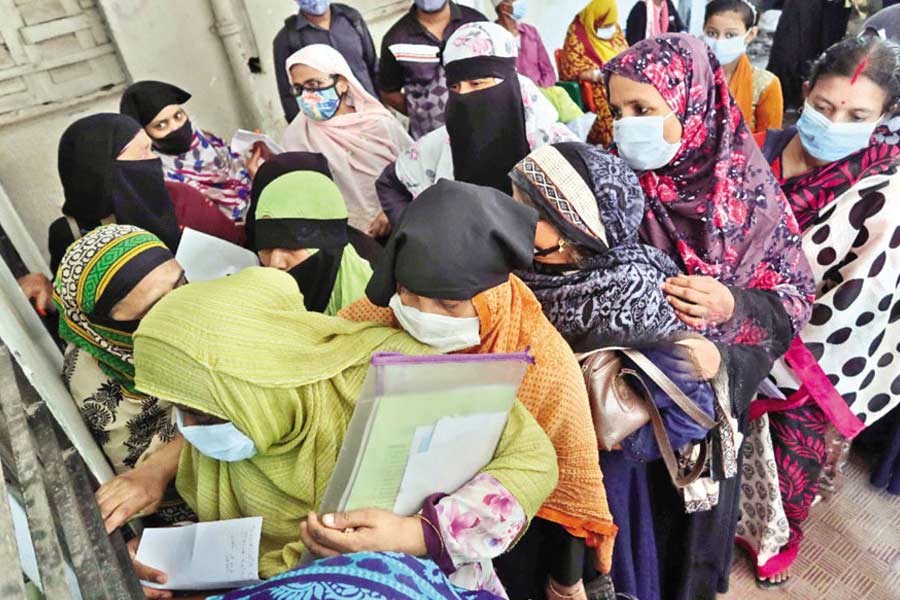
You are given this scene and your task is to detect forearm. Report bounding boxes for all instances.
[135,434,183,484]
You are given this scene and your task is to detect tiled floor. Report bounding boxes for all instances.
[721,453,900,600]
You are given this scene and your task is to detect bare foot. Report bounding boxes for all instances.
[759,568,790,588]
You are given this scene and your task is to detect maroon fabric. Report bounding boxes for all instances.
[602,34,815,339]
[165,182,244,246]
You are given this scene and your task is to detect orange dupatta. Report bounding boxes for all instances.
[729,54,755,130]
[340,276,617,572]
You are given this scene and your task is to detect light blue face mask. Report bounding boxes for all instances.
[511,0,527,20]
[297,0,329,16]
[613,112,682,171]
[702,33,748,66]
[176,409,257,462]
[415,0,448,13]
[796,102,882,162]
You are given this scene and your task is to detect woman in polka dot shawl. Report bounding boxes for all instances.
[736,35,900,588]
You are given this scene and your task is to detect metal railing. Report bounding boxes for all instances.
[0,344,143,599]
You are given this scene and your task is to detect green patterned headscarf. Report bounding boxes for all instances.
[53,224,173,392]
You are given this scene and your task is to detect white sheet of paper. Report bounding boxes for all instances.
[175,228,259,283]
[231,129,285,157]
[393,411,509,515]
[136,517,263,591]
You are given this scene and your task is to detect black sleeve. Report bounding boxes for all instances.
[376,162,413,225]
[626,3,646,47]
[47,217,75,276]
[273,28,300,123]
[357,15,379,89]
[377,32,403,93]
[668,0,687,32]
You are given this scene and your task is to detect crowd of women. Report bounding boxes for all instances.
[11,1,900,599]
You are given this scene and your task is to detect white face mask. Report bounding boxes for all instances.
[176,409,257,462]
[613,112,682,171]
[702,33,748,66]
[389,293,481,353]
[595,24,618,40]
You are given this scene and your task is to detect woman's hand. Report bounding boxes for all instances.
[96,466,168,533]
[663,275,735,328]
[17,273,53,316]
[578,68,601,82]
[366,211,391,239]
[246,142,271,180]
[126,537,172,599]
[96,436,183,533]
[300,510,426,558]
[675,336,722,381]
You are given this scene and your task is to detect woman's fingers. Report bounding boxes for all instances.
[300,521,341,558]
[675,311,707,329]
[666,295,708,317]
[663,281,708,304]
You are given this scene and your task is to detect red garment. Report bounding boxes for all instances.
[165,182,244,246]
[603,34,815,339]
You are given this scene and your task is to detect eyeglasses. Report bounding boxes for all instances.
[291,75,339,97]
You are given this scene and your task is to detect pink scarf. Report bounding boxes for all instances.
[281,45,412,230]
[645,0,669,38]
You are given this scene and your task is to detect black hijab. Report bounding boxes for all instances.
[444,55,530,195]
[120,81,194,155]
[247,152,333,251]
[57,113,181,251]
[366,179,537,306]
[120,81,191,127]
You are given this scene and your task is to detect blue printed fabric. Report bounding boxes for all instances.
[211,552,502,600]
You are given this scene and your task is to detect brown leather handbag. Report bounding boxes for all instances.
[579,347,719,488]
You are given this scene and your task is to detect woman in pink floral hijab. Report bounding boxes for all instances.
[603,33,814,344]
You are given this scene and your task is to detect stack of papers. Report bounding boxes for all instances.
[136,517,262,591]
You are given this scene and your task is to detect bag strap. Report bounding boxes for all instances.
[628,373,709,488]
[621,348,718,430]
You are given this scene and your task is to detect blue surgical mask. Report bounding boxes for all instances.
[415,0,447,13]
[297,0,329,16]
[511,0,527,20]
[613,112,682,171]
[296,83,343,121]
[703,33,747,66]
[796,102,881,162]
[176,409,257,462]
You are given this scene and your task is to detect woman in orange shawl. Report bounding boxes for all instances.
[340,179,616,600]
[560,0,628,146]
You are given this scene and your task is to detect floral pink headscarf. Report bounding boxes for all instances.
[603,33,814,337]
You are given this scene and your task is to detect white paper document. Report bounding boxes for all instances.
[230,129,285,157]
[175,228,259,283]
[393,411,510,515]
[136,517,263,591]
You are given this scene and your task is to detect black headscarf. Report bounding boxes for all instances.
[247,152,333,251]
[120,81,192,127]
[366,179,537,306]
[120,81,194,155]
[444,55,530,195]
[57,113,181,252]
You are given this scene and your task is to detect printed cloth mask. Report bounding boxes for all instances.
[389,293,481,353]
[298,0,330,16]
[595,24,618,40]
[613,112,682,171]
[153,119,194,156]
[297,82,344,121]
[176,409,258,462]
[796,102,882,162]
[702,33,748,67]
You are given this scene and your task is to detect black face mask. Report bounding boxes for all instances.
[110,158,181,252]
[446,79,530,195]
[286,248,344,313]
[152,119,194,156]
